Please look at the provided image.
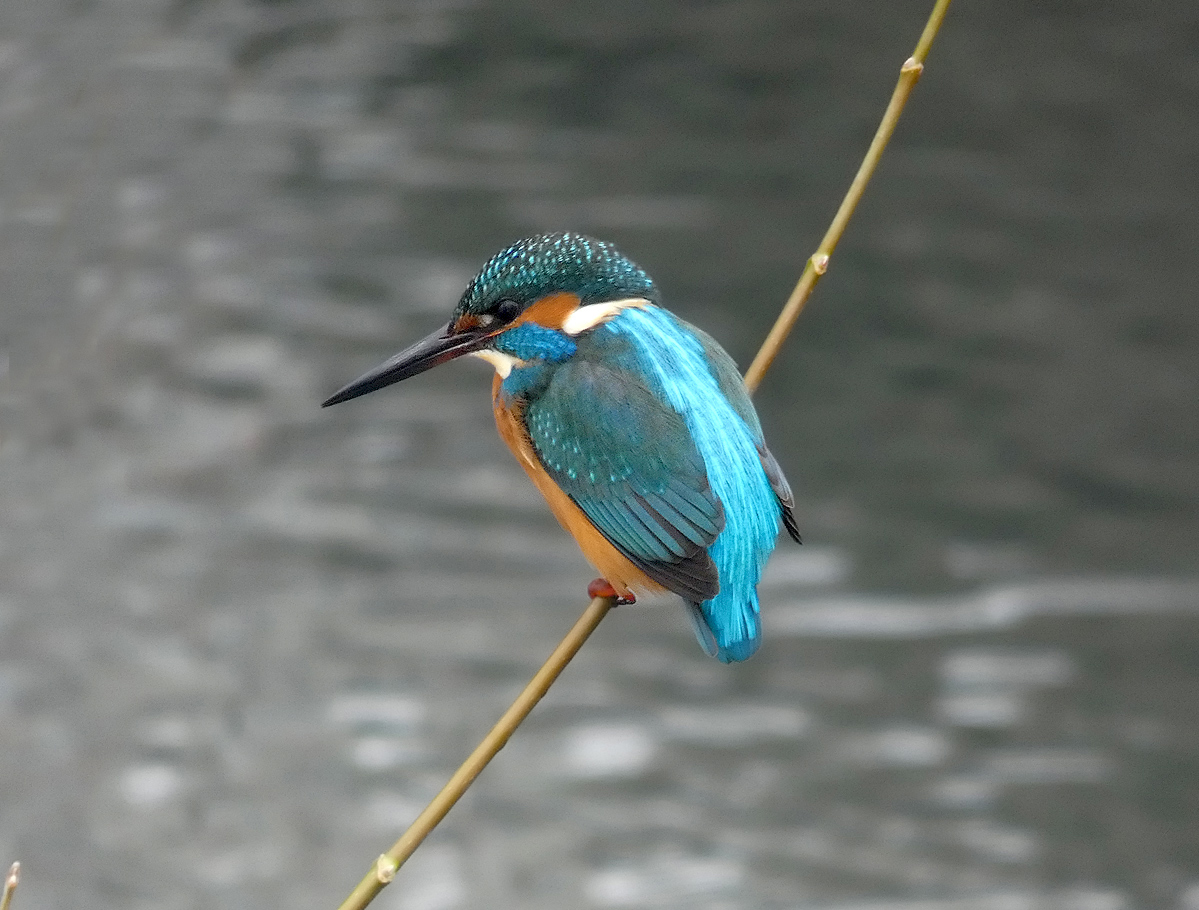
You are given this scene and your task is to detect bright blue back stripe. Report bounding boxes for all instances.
[606,306,780,661]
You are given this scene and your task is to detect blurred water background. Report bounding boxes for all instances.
[1,1,1197,908]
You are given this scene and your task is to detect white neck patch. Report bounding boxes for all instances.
[469,349,524,378]
[561,298,649,336]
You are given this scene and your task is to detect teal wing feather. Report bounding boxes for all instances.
[523,358,725,602]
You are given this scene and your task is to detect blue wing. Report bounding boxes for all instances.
[518,306,793,664]
[523,357,726,603]
[599,307,789,662]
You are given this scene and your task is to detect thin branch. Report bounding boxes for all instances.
[743,0,954,394]
[333,1,953,907]
[1,863,19,910]
[336,597,613,910]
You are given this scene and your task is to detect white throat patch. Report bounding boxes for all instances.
[561,298,649,336]
[469,349,523,378]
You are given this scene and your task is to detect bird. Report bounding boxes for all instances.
[323,232,800,662]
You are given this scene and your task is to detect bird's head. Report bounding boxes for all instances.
[322,232,658,406]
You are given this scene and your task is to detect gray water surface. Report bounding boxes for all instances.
[1,1,1197,909]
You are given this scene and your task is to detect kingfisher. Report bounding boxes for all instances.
[323,232,800,662]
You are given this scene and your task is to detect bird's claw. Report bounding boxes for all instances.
[588,578,636,605]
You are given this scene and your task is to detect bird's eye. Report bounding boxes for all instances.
[494,298,521,324]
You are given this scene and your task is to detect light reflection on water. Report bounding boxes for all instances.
[0,1,1197,909]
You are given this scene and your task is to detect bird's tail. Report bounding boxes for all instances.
[685,597,761,663]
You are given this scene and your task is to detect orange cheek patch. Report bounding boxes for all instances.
[453,314,482,332]
[512,292,582,331]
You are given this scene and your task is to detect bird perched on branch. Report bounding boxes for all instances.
[324,232,800,662]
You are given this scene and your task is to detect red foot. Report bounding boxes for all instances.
[588,578,636,605]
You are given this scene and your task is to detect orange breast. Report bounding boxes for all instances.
[491,374,664,599]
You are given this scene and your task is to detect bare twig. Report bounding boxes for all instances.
[1,863,20,910]
[744,0,954,393]
[333,2,953,907]
[336,598,613,910]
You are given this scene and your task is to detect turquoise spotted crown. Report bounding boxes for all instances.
[455,232,659,317]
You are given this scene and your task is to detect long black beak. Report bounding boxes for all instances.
[322,321,489,407]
